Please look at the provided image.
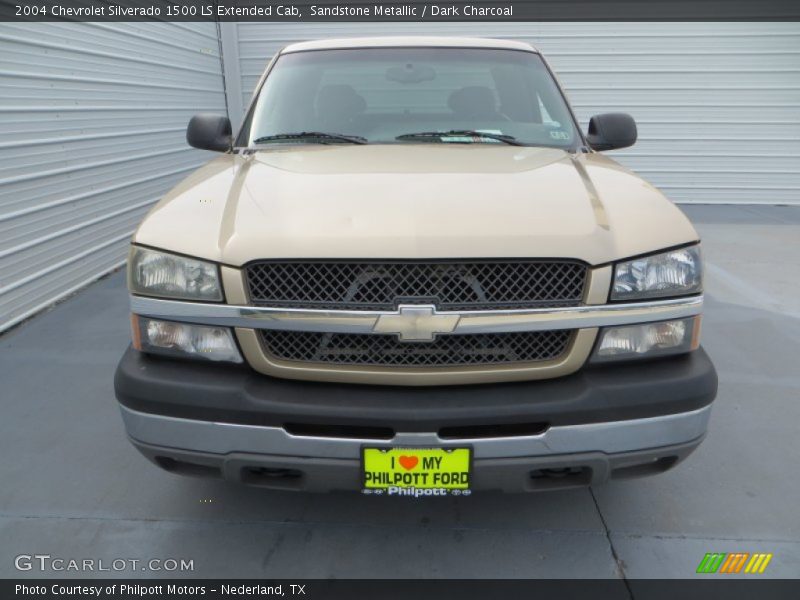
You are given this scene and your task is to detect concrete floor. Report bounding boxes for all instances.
[0,205,798,582]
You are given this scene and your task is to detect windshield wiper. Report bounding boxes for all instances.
[395,130,523,146]
[252,132,367,145]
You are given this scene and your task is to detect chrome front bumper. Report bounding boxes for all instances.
[120,404,711,492]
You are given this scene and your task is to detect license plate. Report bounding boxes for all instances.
[362,447,471,496]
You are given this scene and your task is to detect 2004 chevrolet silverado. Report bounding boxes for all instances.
[114,37,717,495]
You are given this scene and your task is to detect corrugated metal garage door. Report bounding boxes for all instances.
[230,22,800,205]
[0,23,227,332]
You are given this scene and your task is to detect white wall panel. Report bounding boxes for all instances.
[0,22,227,332]
[233,22,800,205]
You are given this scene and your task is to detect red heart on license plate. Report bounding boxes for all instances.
[399,455,419,470]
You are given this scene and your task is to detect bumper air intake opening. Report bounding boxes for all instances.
[240,466,305,489]
[528,466,593,490]
[154,456,221,478]
[439,422,548,440]
[611,456,679,480]
[284,422,395,440]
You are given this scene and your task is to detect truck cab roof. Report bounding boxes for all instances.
[280,36,540,54]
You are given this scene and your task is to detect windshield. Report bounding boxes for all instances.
[244,47,580,149]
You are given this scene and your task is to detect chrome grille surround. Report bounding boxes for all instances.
[259,329,574,368]
[245,260,588,310]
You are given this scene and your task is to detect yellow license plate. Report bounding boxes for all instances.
[362,447,471,495]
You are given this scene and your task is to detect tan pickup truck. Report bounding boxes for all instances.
[115,37,716,495]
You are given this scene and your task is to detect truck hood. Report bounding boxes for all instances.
[134,144,698,266]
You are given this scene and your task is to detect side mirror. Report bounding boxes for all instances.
[186,114,232,152]
[586,113,637,151]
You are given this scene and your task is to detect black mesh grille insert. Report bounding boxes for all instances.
[246,260,587,310]
[260,330,573,367]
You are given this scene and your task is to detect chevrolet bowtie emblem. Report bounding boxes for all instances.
[372,305,460,342]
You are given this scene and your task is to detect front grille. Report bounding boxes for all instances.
[246,260,587,310]
[260,330,573,368]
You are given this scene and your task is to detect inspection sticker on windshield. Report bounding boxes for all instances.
[362,447,471,497]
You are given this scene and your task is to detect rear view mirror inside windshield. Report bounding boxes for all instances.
[386,64,437,84]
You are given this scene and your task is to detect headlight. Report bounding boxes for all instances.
[611,245,702,301]
[132,316,242,363]
[129,246,222,301]
[591,317,701,363]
